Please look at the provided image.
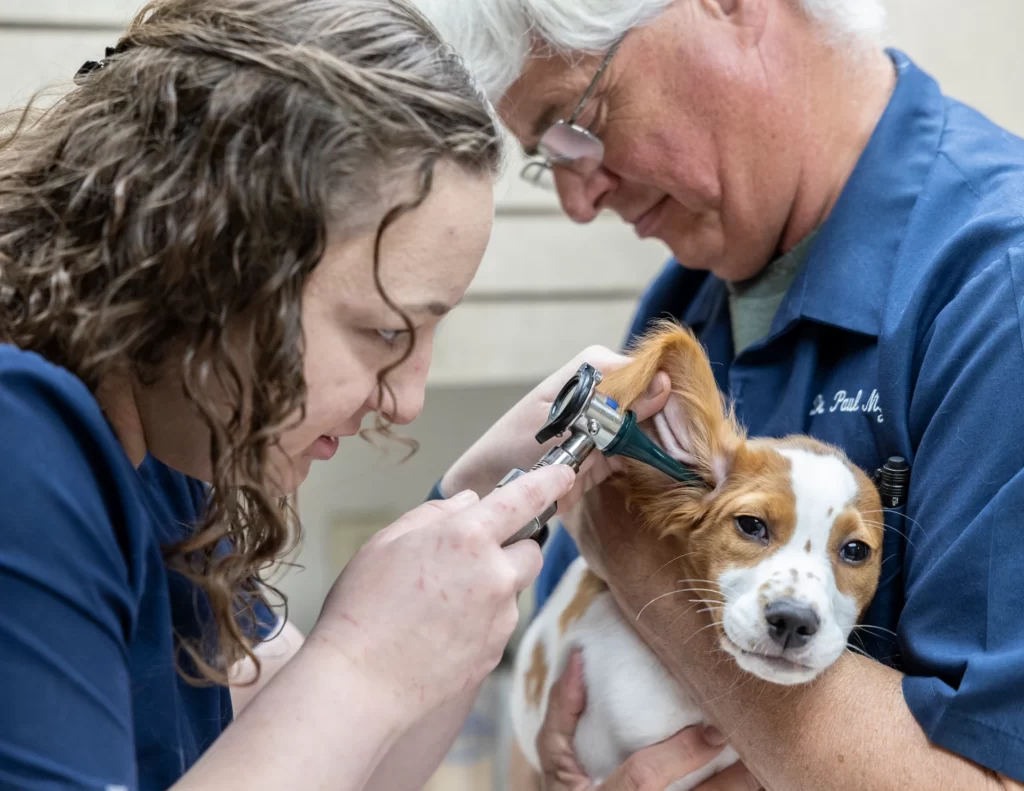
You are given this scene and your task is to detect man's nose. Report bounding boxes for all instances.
[764,599,820,650]
[554,165,618,224]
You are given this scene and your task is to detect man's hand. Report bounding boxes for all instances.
[536,651,761,791]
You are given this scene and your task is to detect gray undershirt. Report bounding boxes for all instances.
[726,230,820,356]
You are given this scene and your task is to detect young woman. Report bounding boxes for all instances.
[0,1,670,789]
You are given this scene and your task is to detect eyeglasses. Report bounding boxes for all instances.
[520,37,625,191]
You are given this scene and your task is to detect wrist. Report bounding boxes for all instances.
[300,629,420,734]
[187,627,414,790]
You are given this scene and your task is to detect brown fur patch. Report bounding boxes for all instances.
[829,467,884,616]
[524,642,547,709]
[559,570,608,634]
[804,540,812,553]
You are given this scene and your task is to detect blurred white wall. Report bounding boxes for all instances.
[0,1,1021,638]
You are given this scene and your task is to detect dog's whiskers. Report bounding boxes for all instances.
[859,510,925,550]
[651,552,698,577]
[699,663,760,707]
[681,618,724,647]
[852,623,898,638]
[637,588,725,621]
[677,577,738,592]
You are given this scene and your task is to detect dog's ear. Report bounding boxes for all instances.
[601,321,743,489]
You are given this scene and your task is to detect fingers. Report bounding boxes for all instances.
[477,464,576,543]
[628,371,672,422]
[692,761,762,791]
[385,489,480,540]
[603,726,726,791]
[536,651,590,781]
[547,650,587,735]
[502,537,544,592]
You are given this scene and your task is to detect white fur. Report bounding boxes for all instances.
[411,0,887,100]
[511,557,739,790]
[511,448,864,786]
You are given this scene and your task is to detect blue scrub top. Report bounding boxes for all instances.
[0,346,276,790]
[535,50,1024,781]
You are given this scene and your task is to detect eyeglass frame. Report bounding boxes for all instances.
[520,36,626,187]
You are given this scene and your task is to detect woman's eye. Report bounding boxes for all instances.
[376,329,405,346]
[839,541,871,565]
[735,516,769,543]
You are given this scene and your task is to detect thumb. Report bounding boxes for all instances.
[537,650,590,784]
[383,489,479,541]
[628,371,672,422]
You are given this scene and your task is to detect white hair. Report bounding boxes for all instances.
[411,0,886,101]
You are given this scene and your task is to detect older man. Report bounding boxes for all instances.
[422,0,1024,789]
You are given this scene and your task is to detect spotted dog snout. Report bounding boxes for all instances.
[764,598,820,650]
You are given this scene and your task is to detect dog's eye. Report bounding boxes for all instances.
[735,516,769,543]
[839,541,871,564]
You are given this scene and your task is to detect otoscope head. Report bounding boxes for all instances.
[535,363,701,484]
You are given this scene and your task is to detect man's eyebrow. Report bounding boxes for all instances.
[527,103,560,151]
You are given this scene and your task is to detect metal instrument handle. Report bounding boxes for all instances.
[497,435,597,547]
[496,468,556,547]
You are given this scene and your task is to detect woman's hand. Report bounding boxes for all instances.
[538,652,762,791]
[441,346,671,513]
[308,464,574,723]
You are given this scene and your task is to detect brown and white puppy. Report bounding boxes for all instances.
[511,324,884,790]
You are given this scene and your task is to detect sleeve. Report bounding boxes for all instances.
[236,589,281,643]
[0,360,140,790]
[426,479,446,502]
[190,478,279,644]
[897,245,1024,781]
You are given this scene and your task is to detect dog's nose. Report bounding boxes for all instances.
[764,599,820,650]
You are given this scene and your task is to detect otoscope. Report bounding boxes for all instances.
[498,363,701,547]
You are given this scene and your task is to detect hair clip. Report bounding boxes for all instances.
[74,43,132,86]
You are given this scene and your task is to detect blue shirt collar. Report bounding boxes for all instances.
[775,49,945,338]
[686,50,944,341]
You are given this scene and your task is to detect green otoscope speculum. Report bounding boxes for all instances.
[496,363,701,548]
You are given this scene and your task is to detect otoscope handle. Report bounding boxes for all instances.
[603,411,702,484]
[496,467,555,547]
[496,435,597,547]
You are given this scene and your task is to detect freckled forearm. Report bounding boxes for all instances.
[639,625,1004,791]
[363,686,481,791]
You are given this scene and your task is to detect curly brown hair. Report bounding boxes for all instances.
[0,0,502,683]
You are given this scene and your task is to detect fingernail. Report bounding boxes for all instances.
[452,489,477,504]
[701,725,727,747]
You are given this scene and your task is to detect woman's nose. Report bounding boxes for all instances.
[555,165,619,224]
[368,357,429,426]
[386,379,425,426]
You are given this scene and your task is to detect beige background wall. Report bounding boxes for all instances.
[0,1,1021,636]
